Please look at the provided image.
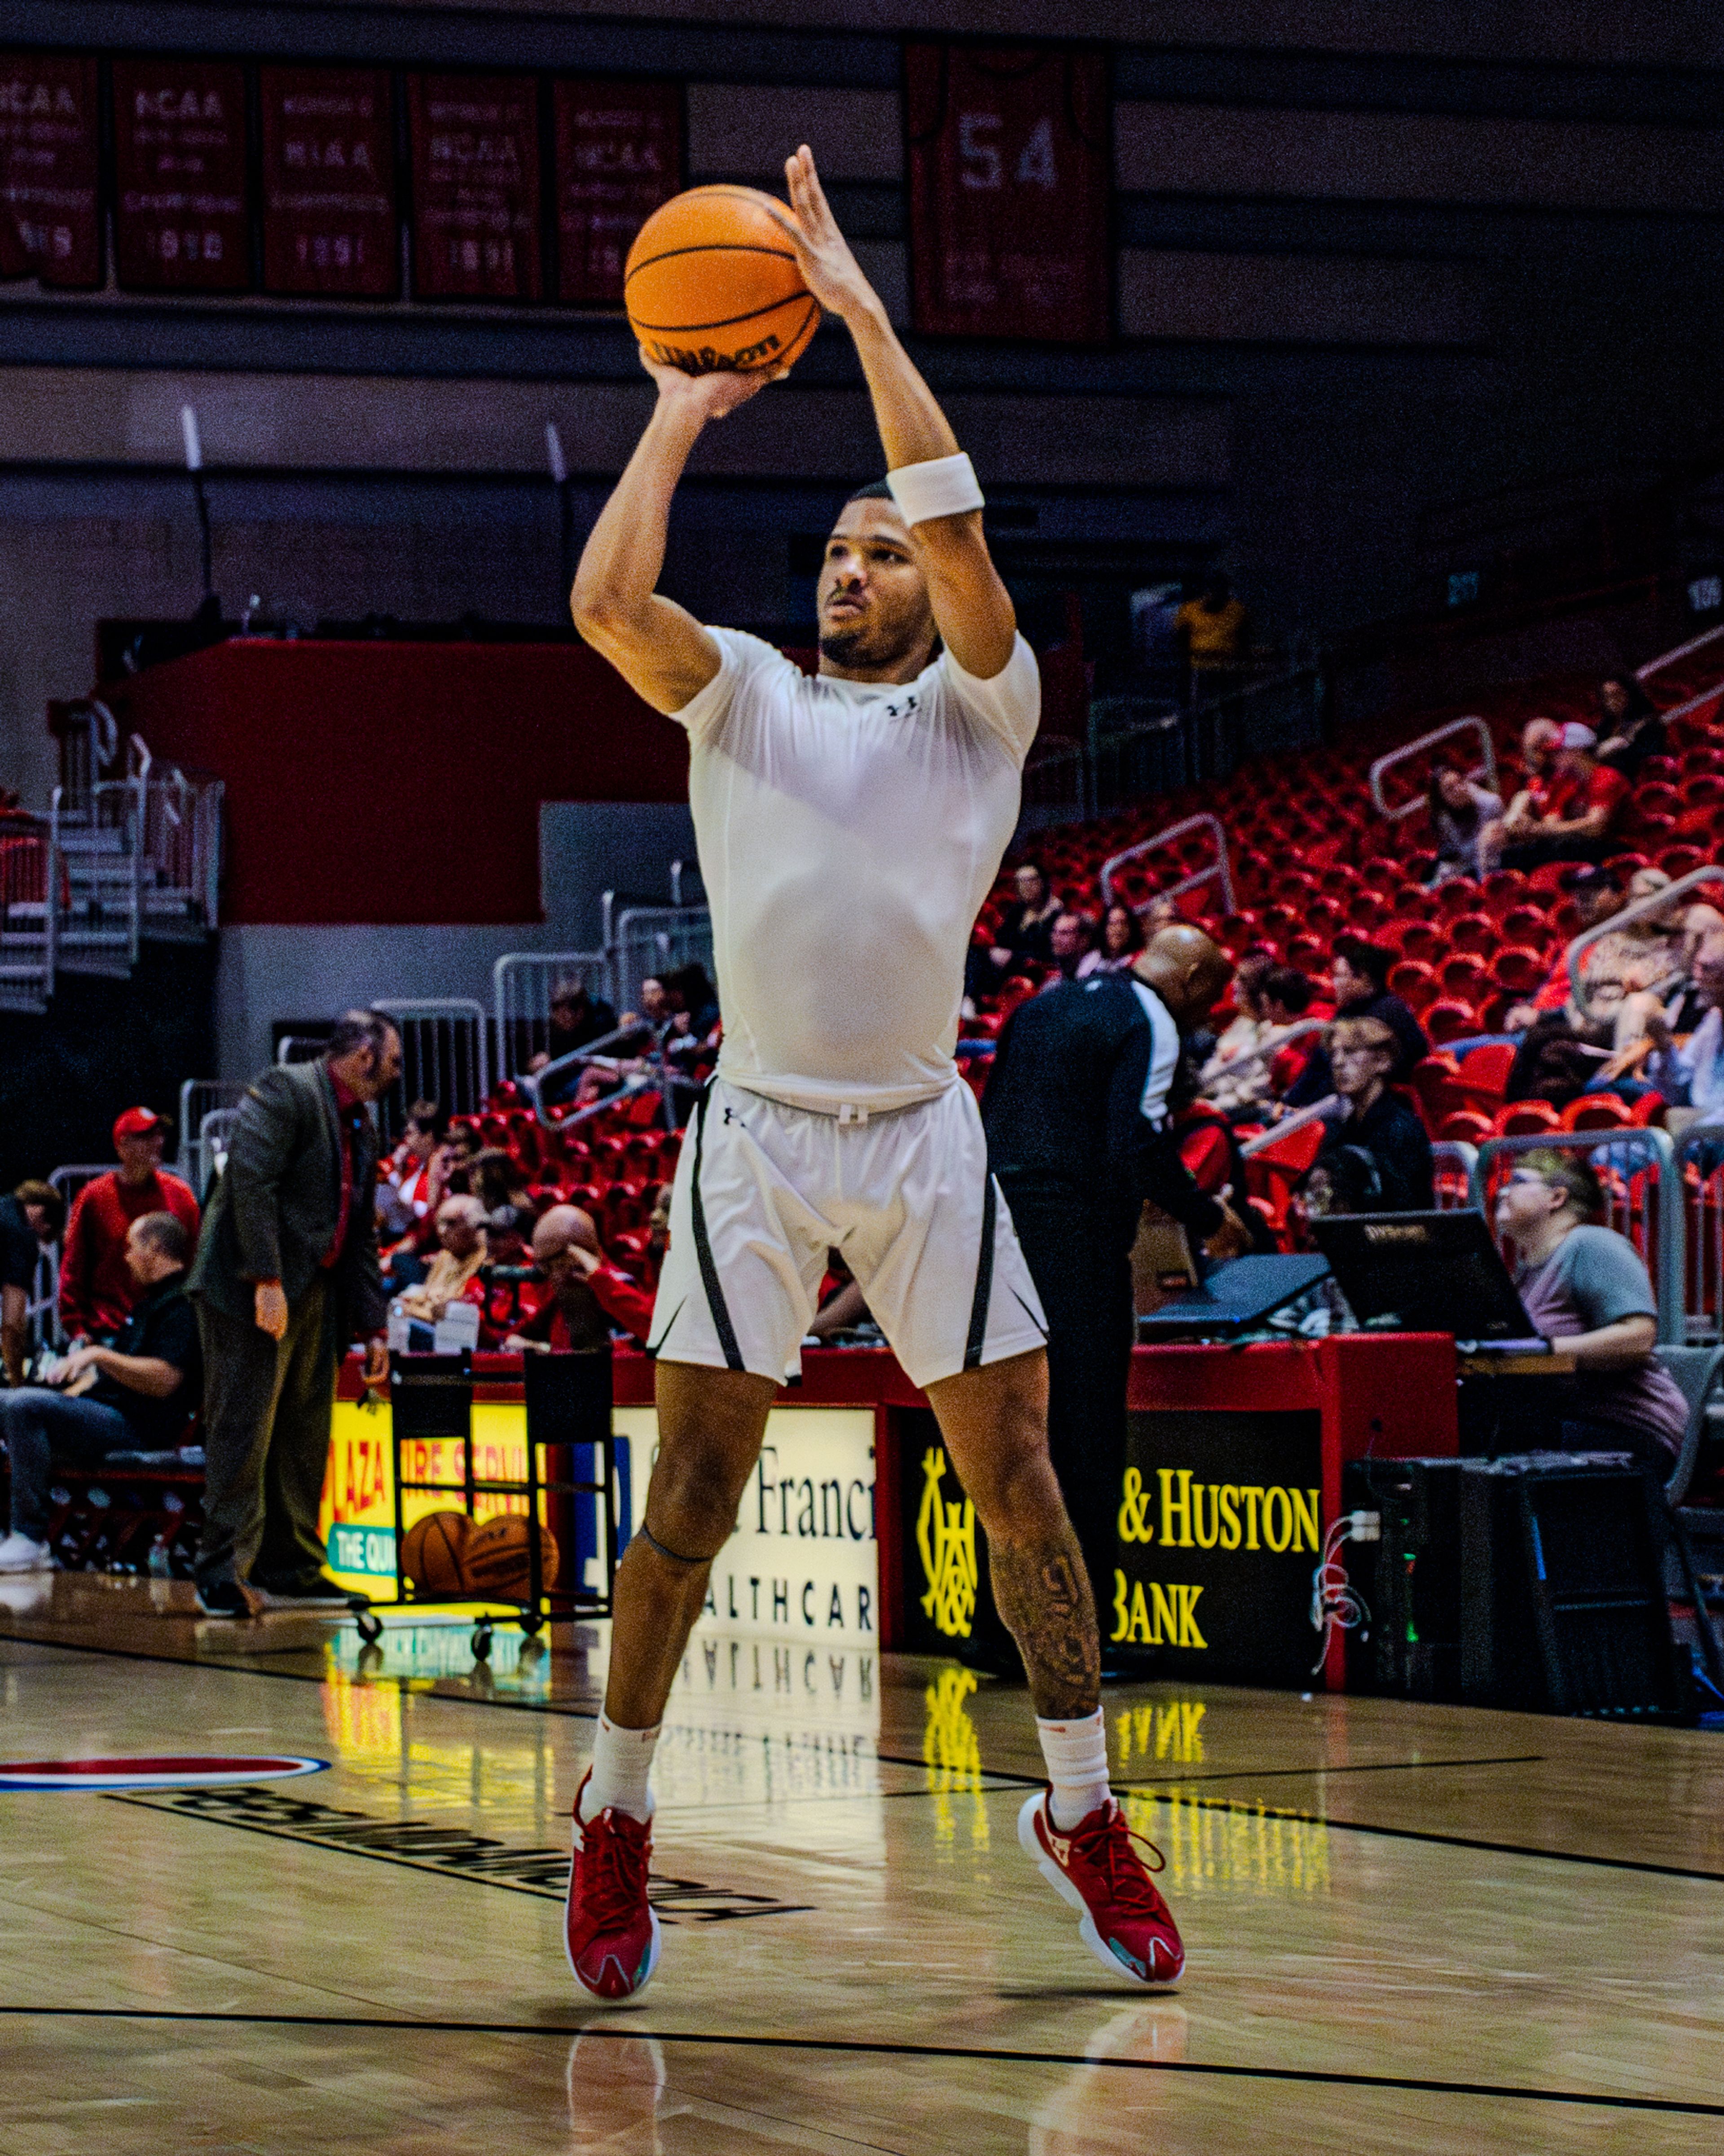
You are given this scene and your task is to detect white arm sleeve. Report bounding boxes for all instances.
[940,634,1041,767]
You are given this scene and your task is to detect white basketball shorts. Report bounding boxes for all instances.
[648,1076,1048,1389]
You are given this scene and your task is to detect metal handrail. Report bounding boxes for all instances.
[1200,1017,1326,1090]
[1430,1138,1481,1210]
[1240,1095,1340,1156]
[492,948,611,1080]
[1100,812,1234,917]
[1637,622,1724,688]
[1477,1125,1683,1344]
[1368,716,1497,823]
[1566,861,1724,1017]
[368,995,491,1108]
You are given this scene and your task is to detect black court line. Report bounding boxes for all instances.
[875,1751,1724,1885]
[10,1635,1722,1882]
[0,2007,1719,2120]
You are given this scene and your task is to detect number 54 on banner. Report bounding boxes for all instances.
[906,43,1111,344]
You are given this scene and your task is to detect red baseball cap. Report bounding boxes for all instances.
[113,1106,167,1144]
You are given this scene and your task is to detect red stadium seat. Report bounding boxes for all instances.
[1389,959,1437,1011]
[1438,1109,1492,1145]
[1492,1101,1560,1137]
[1425,1000,1478,1045]
[1560,1094,1632,1131]
[1455,1042,1516,1107]
[1492,944,1549,996]
[1448,911,1499,956]
[1440,953,1493,1004]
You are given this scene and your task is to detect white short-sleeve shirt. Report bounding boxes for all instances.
[669,628,1040,1115]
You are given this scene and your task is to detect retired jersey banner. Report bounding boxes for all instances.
[112,58,249,291]
[905,42,1110,344]
[407,71,543,301]
[552,78,680,304]
[260,66,398,297]
[0,52,100,287]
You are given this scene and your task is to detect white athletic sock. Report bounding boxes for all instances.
[1037,1708,1111,1831]
[580,1713,660,1824]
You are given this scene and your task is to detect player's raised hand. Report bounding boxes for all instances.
[638,345,786,418]
[771,144,879,322]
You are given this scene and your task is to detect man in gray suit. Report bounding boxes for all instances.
[189,1010,402,1615]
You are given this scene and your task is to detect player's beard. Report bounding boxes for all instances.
[818,611,927,672]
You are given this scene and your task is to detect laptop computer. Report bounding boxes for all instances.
[1135,1252,1333,1340]
[1310,1210,1544,1346]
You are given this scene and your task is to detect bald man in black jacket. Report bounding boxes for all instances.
[984,927,1251,1644]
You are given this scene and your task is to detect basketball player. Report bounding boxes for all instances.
[565,146,1183,2001]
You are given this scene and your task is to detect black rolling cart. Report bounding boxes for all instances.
[353,1347,621,1658]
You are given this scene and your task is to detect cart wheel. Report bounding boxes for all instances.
[355,1611,383,1645]
[520,1612,545,1639]
[471,1624,493,1661]
[356,1643,384,1677]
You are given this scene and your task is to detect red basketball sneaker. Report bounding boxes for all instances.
[1018,1789,1185,1985]
[566,1772,661,2002]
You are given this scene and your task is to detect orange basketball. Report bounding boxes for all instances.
[402,1510,471,1596]
[625,185,819,377]
[460,1512,560,1603]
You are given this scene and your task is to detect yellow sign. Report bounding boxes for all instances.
[915,1445,978,1640]
[1111,1571,1209,1649]
[1119,1466,1320,1554]
[317,1398,541,1597]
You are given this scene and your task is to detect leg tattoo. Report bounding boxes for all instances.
[990,1530,1100,1720]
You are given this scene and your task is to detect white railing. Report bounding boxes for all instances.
[1100,813,1234,918]
[1368,716,1497,824]
[493,950,611,1083]
[49,780,141,974]
[1566,861,1724,1017]
[610,905,714,1023]
[1430,1139,1481,1211]
[178,1078,248,1190]
[368,997,490,1140]
[34,1164,114,1352]
[0,827,57,1011]
[1637,622,1724,691]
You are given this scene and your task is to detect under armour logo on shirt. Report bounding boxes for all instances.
[723,1106,735,1124]
[881,692,920,719]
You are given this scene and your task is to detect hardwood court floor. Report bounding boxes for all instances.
[0,1576,1720,2153]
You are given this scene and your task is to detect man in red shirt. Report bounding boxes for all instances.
[59,1108,200,1343]
[503,1205,655,1353]
[1500,723,1629,870]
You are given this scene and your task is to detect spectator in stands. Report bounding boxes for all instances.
[396,1195,489,1327]
[468,1147,532,1218]
[189,1009,397,1616]
[986,861,1062,978]
[547,976,619,1061]
[1495,1150,1687,1464]
[376,1100,445,1242]
[1426,763,1504,884]
[1644,932,1724,1122]
[1257,966,1323,1099]
[1176,573,1249,703]
[0,1212,201,1573]
[1076,901,1144,978]
[1197,955,1274,1114]
[59,1108,201,1345]
[502,1204,654,1352]
[0,1180,65,1388]
[1315,1015,1435,1212]
[1047,909,1095,981]
[1594,674,1667,782]
[1499,723,1628,870]
[1282,938,1428,1108]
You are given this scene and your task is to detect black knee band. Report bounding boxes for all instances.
[639,1522,711,1568]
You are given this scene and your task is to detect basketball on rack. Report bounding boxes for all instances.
[461,1513,560,1602]
[625,186,819,377]
[401,1510,471,1595]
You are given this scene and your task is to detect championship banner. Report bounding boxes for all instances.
[905,42,1110,344]
[0,51,100,287]
[260,65,398,297]
[112,58,249,292]
[552,78,680,305]
[407,71,543,301]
